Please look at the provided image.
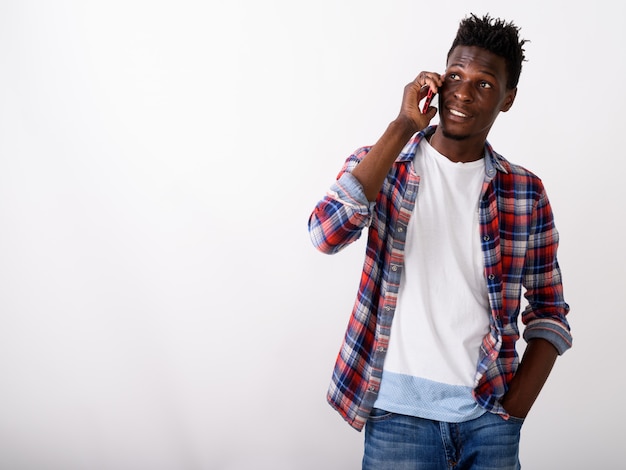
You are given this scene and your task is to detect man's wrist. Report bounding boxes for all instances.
[388,116,420,141]
[501,393,530,419]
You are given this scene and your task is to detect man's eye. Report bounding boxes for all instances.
[448,73,460,80]
[480,81,492,89]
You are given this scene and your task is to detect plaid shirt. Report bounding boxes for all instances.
[308,126,572,431]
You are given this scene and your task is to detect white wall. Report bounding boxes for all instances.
[0,1,621,468]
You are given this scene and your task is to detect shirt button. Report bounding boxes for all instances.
[391,265,398,272]
[377,346,385,352]
[488,274,496,280]
[368,386,376,392]
[397,227,404,232]
[483,235,490,241]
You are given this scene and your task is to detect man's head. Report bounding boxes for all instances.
[429,14,526,156]
[448,13,527,90]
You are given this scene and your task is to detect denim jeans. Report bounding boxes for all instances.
[362,408,523,470]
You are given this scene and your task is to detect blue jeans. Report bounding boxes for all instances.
[363,408,523,470]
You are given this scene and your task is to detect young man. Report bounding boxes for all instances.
[308,14,572,470]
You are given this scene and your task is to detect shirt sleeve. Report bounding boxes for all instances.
[521,187,572,355]
[308,152,376,255]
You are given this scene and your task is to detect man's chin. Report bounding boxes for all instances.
[441,128,470,141]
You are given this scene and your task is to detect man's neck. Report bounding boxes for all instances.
[429,129,486,163]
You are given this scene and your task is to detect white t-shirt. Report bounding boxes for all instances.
[374,138,491,422]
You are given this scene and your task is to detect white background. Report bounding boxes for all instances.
[0,1,622,469]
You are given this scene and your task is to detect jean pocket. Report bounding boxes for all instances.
[505,414,525,425]
[368,408,395,422]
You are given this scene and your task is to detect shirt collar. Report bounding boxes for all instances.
[397,125,509,175]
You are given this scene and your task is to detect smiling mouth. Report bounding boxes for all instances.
[449,109,469,118]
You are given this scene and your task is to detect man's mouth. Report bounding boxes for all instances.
[449,108,469,118]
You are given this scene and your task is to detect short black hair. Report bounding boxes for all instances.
[447,13,527,89]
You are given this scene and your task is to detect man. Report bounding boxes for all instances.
[308,13,572,470]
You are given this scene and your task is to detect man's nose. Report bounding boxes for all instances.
[453,81,475,102]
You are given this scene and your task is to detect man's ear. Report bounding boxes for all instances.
[501,87,517,112]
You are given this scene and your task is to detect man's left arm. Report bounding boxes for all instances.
[500,338,558,418]
[502,184,572,418]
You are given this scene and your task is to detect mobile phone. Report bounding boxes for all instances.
[422,89,435,114]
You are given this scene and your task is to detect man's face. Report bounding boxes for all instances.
[437,45,517,143]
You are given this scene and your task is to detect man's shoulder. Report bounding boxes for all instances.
[492,151,542,181]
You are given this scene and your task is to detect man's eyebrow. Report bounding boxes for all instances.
[446,63,498,79]
[447,62,464,69]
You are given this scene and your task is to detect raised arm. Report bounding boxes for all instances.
[308,72,443,254]
[352,73,443,201]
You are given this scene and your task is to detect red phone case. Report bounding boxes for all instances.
[422,89,434,114]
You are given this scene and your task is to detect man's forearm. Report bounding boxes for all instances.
[351,118,417,202]
[500,338,559,418]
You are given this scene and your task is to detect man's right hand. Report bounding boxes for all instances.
[397,72,444,133]
[350,72,444,201]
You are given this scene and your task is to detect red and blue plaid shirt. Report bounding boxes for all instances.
[308,127,572,431]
